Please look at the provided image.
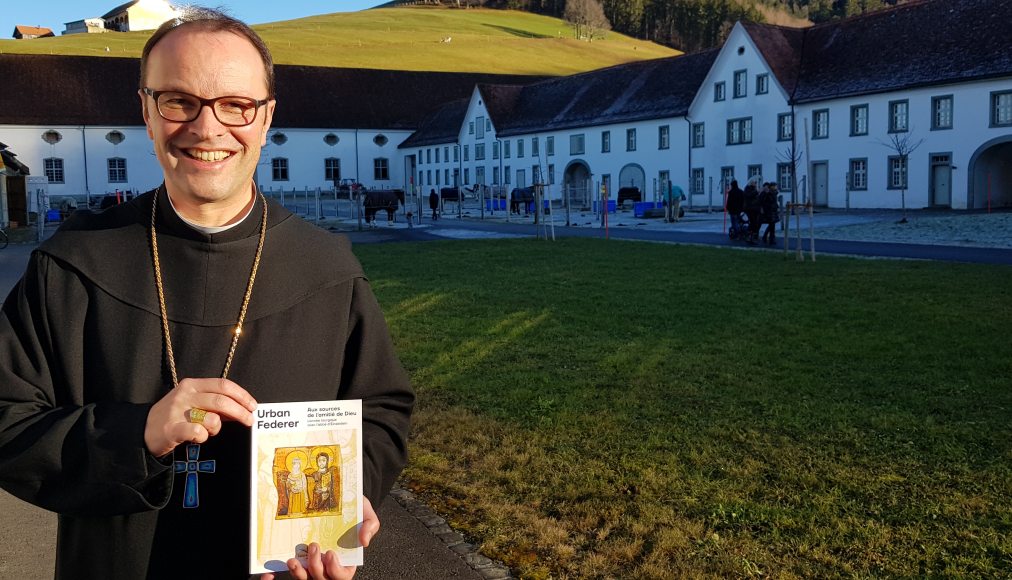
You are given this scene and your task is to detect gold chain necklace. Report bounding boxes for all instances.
[150,188,268,387]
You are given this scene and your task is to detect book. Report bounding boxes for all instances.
[249,400,364,573]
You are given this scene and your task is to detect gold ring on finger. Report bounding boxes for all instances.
[188,408,208,424]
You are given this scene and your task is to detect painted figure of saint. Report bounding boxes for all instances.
[286,457,309,515]
[310,452,338,512]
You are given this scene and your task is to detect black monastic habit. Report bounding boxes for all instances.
[0,187,415,579]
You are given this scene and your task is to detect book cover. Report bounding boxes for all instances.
[249,400,364,573]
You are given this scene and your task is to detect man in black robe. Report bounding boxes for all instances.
[0,8,414,580]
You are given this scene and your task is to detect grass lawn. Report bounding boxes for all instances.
[0,8,675,76]
[354,238,1012,578]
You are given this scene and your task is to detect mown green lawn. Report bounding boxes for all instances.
[0,8,675,75]
[355,238,1011,578]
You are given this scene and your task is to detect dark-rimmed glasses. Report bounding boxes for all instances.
[142,87,269,127]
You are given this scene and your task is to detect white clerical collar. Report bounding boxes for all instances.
[166,188,257,234]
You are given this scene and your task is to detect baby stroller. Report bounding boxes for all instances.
[728,211,750,241]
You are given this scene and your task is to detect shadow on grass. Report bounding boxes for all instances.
[482,24,551,39]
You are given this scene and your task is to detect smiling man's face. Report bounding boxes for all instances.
[141,26,275,215]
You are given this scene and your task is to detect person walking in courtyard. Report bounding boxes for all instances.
[0,8,414,580]
[725,179,744,239]
[429,188,439,220]
[759,182,780,245]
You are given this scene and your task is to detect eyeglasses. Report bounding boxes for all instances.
[142,87,269,127]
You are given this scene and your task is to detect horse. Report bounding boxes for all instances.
[363,189,405,227]
[509,186,535,215]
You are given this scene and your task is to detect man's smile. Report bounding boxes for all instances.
[182,148,235,162]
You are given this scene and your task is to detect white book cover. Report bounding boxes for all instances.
[249,400,364,573]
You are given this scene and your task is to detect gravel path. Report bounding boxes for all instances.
[812,211,1012,249]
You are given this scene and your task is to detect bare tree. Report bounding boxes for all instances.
[564,0,611,40]
[878,131,924,223]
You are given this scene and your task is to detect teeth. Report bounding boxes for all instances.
[187,149,231,162]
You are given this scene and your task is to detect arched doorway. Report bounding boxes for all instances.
[563,160,591,209]
[619,163,646,190]
[968,136,1012,209]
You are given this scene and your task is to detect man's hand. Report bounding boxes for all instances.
[261,496,380,580]
[143,377,257,457]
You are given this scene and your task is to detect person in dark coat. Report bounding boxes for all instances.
[0,9,414,580]
[428,188,439,220]
[725,180,745,239]
[760,183,781,245]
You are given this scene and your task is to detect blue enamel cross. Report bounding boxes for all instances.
[173,444,216,508]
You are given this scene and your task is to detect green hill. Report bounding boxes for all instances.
[0,7,678,76]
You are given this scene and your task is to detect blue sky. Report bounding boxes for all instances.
[5,1,387,33]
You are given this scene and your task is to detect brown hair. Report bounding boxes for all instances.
[139,6,275,98]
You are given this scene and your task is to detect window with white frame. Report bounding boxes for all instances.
[726,117,752,145]
[626,128,637,151]
[271,158,288,181]
[692,123,704,148]
[454,145,459,162]
[493,166,499,184]
[813,109,829,139]
[849,158,867,190]
[44,158,65,184]
[733,70,747,98]
[888,155,907,189]
[658,125,670,150]
[517,139,525,158]
[374,158,389,180]
[692,168,704,195]
[850,104,869,136]
[548,164,555,185]
[444,146,449,161]
[532,137,539,157]
[469,121,474,135]
[777,163,793,191]
[504,140,511,159]
[324,157,340,182]
[476,166,485,184]
[445,169,450,185]
[436,170,441,186]
[108,157,128,183]
[493,141,500,159]
[463,145,469,161]
[721,166,735,191]
[570,133,585,155]
[435,148,440,163]
[777,113,793,141]
[889,100,909,132]
[932,95,953,130]
[504,165,511,184]
[756,73,769,95]
[532,164,541,184]
[475,143,485,161]
[418,171,423,186]
[476,116,485,139]
[601,130,611,153]
[486,119,492,132]
[426,170,431,185]
[546,136,555,156]
[659,170,670,189]
[748,164,762,182]
[714,81,726,102]
[464,168,469,184]
[993,91,1012,127]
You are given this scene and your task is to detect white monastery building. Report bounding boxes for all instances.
[64,0,179,35]
[2,0,1010,225]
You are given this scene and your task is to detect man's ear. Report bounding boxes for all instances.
[260,100,277,147]
[139,90,154,140]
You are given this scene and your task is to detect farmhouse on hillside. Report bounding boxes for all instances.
[1,0,1009,226]
[12,25,55,39]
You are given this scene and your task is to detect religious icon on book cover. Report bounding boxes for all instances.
[272,445,342,519]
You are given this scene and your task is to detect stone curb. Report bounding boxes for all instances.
[388,485,514,579]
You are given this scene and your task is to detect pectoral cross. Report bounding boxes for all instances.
[173,444,216,508]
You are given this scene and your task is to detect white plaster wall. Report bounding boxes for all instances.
[798,78,1012,210]
[687,23,793,207]
[1,125,162,200]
